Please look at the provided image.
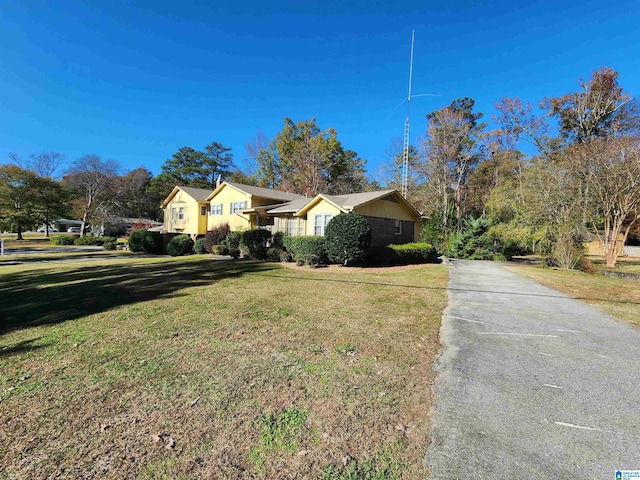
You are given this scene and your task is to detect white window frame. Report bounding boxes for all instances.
[210,203,222,216]
[178,207,185,220]
[231,201,247,214]
[395,219,402,235]
[314,213,333,236]
[171,207,177,220]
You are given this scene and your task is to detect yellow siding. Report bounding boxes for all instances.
[163,190,209,235]
[303,201,343,236]
[206,184,252,232]
[585,240,625,256]
[355,197,417,222]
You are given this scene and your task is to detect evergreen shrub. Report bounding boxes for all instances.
[194,238,207,254]
[324,212,371,266]
[50,236,75,246]
[283,236,327,266]
[240,229,272,259]
[167,234,194,256]
[389,243,437,264]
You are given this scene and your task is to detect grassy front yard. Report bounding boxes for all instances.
[0,256,447,479]
[506,265,640,328]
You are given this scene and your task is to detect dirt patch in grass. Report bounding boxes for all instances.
[505,264,640,328]
[0,257,448,479]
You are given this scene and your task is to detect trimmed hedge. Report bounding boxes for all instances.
[240,229,272,259]
[128,228,162,254]
[388,242,437,264]
[50,235,76,246]
[212,245,229,255]
[102,237,118,250]
[324,212,371,266]
[167,234,194,256]
[283,236,328,266]
[74,234,98,246]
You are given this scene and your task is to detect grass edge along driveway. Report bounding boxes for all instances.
[0,256,447,479]
[505,264,640,328]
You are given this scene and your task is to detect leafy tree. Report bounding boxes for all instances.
[0,165,39,239]
[493,97,559,158]
[571,136,640,267]
[63,155,120,235]
[151,141,234,200]
[544,67,640,144]
[114,167,162,220]
[8,151,70,236]
[466,148,525,218]
[32,176,71,237]
[419,98,486,233]
[254,118,368,196]
[324,212,371,266]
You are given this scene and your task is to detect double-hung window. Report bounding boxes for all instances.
[231,201,247,214]
[314,214,333,236]
[178,207,185,220]
[395,220,403,235]
[210,203,222,215]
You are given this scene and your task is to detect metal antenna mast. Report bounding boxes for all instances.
[401,30,415,198]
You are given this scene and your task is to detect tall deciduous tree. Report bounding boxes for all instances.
[254,118,368,196]
[544,67,640,144]
[572,136,640,267]
[420,98,485,232]
[113,167,162,220]
[10,151,65,179]
[64,155,120,235]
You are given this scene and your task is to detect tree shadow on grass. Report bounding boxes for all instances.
[0,259,277,336]
[0,337,50,358]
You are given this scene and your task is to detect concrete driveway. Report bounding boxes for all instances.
[426,260,640,479]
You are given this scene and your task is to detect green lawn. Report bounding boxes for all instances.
[506,264,640,328]
[0,256,447,479]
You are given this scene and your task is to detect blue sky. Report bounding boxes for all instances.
[1,0,639,181]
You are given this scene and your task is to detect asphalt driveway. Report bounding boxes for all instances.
[426,260,640,479]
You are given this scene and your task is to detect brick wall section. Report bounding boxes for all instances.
[363,216,414,249]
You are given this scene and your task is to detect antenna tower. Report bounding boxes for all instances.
[401,30,415,198]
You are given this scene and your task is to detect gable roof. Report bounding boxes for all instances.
[161,186,213,208]
[206,181,304,202]
[295,190,420,217]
